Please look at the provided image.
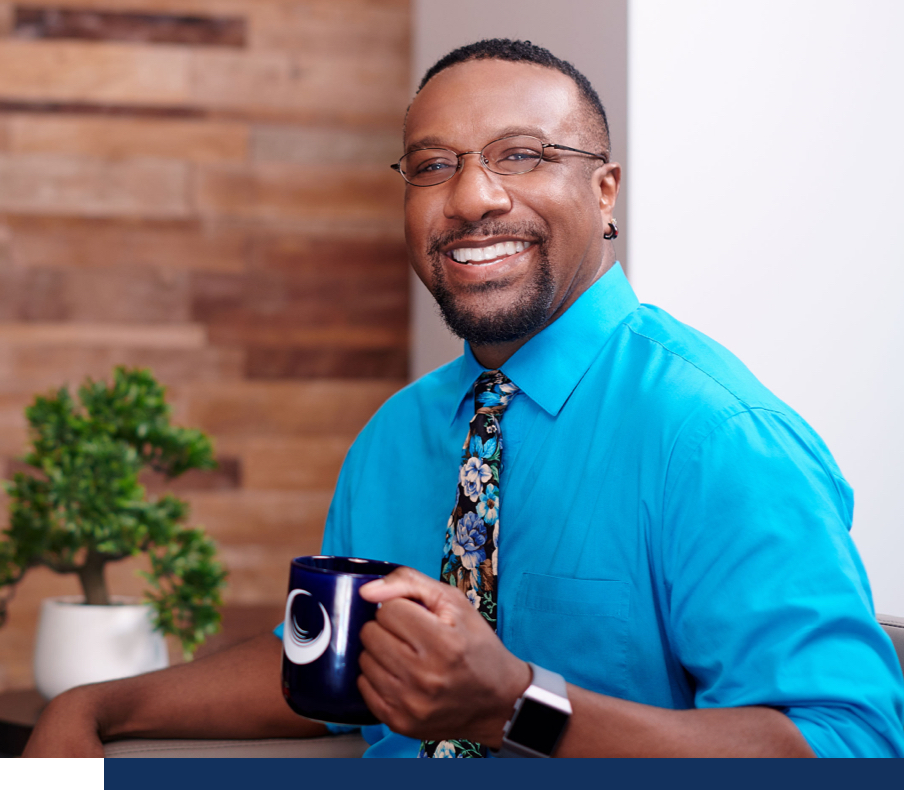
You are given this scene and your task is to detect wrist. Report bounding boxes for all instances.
[482,659,532,750]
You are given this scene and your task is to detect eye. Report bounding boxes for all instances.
[497,147,542,163]
[406,150,457,176]
[415,158,456,174]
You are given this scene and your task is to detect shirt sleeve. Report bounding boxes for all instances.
[661,407,904,757]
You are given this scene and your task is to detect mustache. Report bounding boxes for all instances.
[426,220,548,257]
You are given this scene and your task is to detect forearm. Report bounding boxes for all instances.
[552,685,814,757]
[25,634,326,756]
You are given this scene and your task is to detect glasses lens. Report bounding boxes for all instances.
[483,136,544,175]
[400,149,459,186]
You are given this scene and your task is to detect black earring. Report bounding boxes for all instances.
[603,218,618,240]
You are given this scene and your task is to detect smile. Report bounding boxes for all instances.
[449,241,532,265]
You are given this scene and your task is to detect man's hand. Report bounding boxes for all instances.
[358,567,531,748]
[23,685,105,757]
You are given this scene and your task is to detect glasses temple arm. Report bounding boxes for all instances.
[544,143,609,162]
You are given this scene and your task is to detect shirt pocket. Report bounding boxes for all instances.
[505,572,630,699]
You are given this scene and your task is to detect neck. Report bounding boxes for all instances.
[470,336,531,370]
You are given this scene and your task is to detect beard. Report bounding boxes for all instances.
[426,220,555,346]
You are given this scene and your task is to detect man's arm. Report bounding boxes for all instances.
[357,568,814,757]
[23,633,327,757]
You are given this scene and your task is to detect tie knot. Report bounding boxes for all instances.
[474,370,519,413]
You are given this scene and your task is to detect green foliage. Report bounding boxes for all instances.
[0,366,226,657]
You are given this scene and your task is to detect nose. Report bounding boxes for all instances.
[443,153,513,222]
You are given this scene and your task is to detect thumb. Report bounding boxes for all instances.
[359,567,461,626]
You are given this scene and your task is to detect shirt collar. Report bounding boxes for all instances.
[450,262,640,423]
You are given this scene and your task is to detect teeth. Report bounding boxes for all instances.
[451,240,529,263]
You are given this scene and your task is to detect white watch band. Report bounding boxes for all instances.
[493,662,572,758]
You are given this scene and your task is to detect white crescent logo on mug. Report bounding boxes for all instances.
[283,589,332,665]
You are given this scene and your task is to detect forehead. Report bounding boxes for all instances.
[405,59,583,151]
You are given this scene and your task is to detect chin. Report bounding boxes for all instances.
[435,281,554,346]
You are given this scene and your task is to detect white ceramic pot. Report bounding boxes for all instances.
[33,595,169,699]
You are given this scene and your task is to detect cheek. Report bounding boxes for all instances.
[403,194,443,258]
[403,194,437,284]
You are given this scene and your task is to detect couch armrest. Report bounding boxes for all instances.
[103,732,367,758]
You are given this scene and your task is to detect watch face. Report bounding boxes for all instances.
[506,697,570,755]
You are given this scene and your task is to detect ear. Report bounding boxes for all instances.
[593,162,621,226]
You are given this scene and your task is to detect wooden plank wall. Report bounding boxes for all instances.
[0,0,410,690]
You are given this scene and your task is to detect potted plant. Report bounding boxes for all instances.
[0,366,227,698]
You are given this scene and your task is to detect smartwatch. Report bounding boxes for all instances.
[493,662,572,757]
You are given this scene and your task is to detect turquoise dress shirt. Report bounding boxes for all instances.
[290,263,904,757]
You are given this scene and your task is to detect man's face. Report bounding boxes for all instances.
[403,59,619,349]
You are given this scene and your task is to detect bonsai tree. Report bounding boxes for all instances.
[0,366,227,658]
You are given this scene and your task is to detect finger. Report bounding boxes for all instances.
[357,651,442,741]
[359,644,404,693]
[359,567,462,625]
[372,597,447,646]
[356,665,419,735]
[357,671,393,726]
[359,617,418,678]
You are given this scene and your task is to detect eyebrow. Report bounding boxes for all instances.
[405,125,552,154]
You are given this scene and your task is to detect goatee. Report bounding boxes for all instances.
[427,221,555,346]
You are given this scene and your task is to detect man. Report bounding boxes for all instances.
[24,39,904,758]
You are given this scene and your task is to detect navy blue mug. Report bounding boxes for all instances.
[281,555,400,725]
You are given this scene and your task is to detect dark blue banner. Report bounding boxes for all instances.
[105,756,895,790]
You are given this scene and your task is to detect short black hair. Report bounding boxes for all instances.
[416,38,610,155]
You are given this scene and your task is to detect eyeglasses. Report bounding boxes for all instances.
[391,134,609,187]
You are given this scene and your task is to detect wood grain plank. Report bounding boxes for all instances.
[0,153,189,218]
[3,216,248,273]
[0,4,12,37]
[7,115,249,162]
[0,265,191,323]
[190,263,408,332]
[234,436,350,491]
[247,0,408,56]
[0,322,206,347]
[250,125,399,166]
[14,7,247,47]
[0,40,191,105]
[206,324,407,349]
[177,380,402,438]
[194,163,403,222]
[10,1,251,15]
[189,49,407,125]
[216,543,311,604]
[184,490,332,547]
[245,346,407,379]
[0,344,245,388]
[0,99,204,118]
[249,234,407,272]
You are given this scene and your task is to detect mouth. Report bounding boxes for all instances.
[444,239,533,266]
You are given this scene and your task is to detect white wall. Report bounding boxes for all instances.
[410,0,628,379]
[629,1,904,611]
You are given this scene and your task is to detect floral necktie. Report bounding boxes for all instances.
[420,370,520,759]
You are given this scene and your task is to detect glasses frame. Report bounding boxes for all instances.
[390,134,609,187]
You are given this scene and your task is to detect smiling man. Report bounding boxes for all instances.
[24,39,904,758]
